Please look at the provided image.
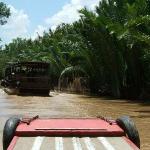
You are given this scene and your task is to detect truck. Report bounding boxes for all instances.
[1,61,51,95]
[3,115,140,150]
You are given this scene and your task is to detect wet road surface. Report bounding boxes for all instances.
[0,90,150,149]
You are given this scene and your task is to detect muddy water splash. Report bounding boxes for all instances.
[0,89,149,149]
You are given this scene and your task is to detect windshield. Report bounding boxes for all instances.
[5,64,49,77]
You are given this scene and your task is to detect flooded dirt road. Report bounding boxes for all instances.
[0,89,150,150]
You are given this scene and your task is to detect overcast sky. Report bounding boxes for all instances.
[0,0,100,45]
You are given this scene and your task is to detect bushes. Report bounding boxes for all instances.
[1,0,150,99]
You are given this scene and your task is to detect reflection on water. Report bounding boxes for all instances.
[0,90,150,150]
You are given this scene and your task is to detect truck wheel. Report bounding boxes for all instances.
[3,117,20,150]
[116,116,140,148]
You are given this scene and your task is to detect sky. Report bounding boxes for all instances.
[0,0,100,45]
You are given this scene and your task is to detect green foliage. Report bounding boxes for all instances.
[1,0,150,99]
[0,2,10,77]
[0,2,10,25]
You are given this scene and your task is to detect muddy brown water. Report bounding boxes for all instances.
[0,90,149,150]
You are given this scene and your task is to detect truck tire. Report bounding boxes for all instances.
[3,117,20,150]
[116,116,140,148]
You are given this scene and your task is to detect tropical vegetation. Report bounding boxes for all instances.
[1,0,150,99]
